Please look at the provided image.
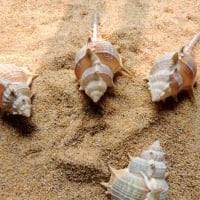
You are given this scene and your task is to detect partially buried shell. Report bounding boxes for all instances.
[148,31,200,102]
[101,141,169,200]
[0,64,37,117]
[75,12,131,103]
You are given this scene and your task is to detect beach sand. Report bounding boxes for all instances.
[0,0,199,199]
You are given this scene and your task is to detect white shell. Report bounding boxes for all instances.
[0,64,37,117]
[101,141,169,200]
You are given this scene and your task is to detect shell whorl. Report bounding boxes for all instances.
[141,140,165,162]
[0,64,37,117]
[148,49,197,102]
[129,141,166,179]
[83,75,108,103]
[102,141,169,200]
[0,64,37,86]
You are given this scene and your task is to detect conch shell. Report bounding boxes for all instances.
[75,12,131,102]
[148,32,200,102]
[101,141,169,200]
[0,64,37,117]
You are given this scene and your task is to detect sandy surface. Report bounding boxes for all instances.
[0,0,199,199]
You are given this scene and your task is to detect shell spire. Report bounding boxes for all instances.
[141,140,165,162]
[102,141,169,200]
[75,13,131,103]
[148,140,163,152]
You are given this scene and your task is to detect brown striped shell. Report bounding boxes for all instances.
[75,39,123,80]
[75,37,127,103]
[148,48,197,102]
[75,13,130,103]
[148,31,200,102]
[101,141,169,200]
[0,64,37,117]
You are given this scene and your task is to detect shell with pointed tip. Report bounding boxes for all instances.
[148,48,197,102]
[0,64,37,117]
[101,141,169,200]
[75,37,125,102]
[75,13,130,103]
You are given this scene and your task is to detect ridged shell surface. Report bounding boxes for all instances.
[102,168,149,200]
[75,39,122,80]
[0,64,36,86]
[102,141,169,200]
[75,37,124,103]
[75,13,131,102]
[148,49,197,102]
[0,64,37,117]
[148,52,183,102]
[178,53,197,89]
[128,157,167,179]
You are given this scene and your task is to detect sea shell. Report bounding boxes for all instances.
[75,13,131,102]
[148,31,200,102]
[0,64,37,117]
[101,141,169,200]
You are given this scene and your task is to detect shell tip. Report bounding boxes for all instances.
[90,90,103,103]
[108,165,118,176]
[127,153,132,160]
[100,182,110,188]
[152,140,161,146]
[150,140,163,151]
[22,109,31,117]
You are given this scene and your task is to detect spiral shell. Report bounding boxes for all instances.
[101,141,169,200]
[148,31,200,103]
[75,13,130,102]
[148,48,197,102]
[0,64,37,117]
